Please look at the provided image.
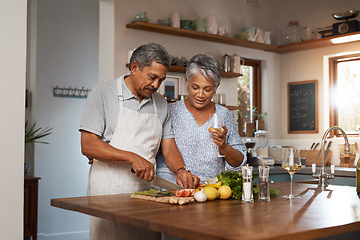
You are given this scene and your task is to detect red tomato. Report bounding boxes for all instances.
[174,189,196,197]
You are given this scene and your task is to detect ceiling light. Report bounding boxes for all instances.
[331,34,360,44]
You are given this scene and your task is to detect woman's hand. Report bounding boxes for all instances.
[176,170,200,189]
[209,124,228,148]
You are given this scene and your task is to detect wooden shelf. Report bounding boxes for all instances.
[125,63,241,78]
[225,105,243,110]
[126,22,360,54]
[271,31,360,53]
[126,22,276,51]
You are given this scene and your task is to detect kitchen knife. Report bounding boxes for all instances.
[152,175,183,190]
[131,168,182,190]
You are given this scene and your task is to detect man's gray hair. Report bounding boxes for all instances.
[185,54,221,86]
[129,43,171,71]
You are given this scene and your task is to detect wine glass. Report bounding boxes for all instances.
[209,113,225,157]
[282,148,302,199]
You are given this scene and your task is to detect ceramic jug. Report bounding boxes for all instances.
[242,27,257,41]
[255,28,265,43]
[264,31,271,44]
[206,15,218,35]
[171,10,180,28]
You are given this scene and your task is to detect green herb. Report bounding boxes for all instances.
[217,171,279,200]
[217,171,243,200]
[135,189,175,197]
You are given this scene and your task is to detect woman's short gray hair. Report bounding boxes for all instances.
[129,43,171,71]
[185,54,222,86]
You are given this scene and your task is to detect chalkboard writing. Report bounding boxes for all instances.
[288,80,318,133]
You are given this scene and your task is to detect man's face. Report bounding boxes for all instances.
[131,61,168,100]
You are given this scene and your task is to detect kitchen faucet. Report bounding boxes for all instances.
[312,126,350,187]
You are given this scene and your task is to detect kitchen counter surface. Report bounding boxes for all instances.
[266,165,356,177]
[51,182,360,240]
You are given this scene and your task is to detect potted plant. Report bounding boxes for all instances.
[24,121,52,174]
[252,107,267,131]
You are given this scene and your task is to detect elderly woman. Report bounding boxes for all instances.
[156,54,246,183]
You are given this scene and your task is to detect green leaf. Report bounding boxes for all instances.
[25,121,53,144]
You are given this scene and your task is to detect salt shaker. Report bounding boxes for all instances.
[242,164,254,203]
[258,165,270,201]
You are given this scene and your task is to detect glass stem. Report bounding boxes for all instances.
[290,173,294,196]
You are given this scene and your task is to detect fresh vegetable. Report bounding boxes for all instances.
[206,181,222,189]
[203,186,219,200]
[216,171,279,200]
[135,189,175,197]
[217,171,243,200]
[194,189,208,202]
[218,185,232,200]
[174,189,196,197]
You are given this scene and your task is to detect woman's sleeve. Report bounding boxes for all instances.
[223,109,247,171]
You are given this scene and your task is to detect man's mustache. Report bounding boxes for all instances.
[144,86,157,91]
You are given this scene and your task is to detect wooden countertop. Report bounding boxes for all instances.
[51,182,360,240]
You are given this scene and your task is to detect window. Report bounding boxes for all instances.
[237,58,261,134]
[329,53,360,136]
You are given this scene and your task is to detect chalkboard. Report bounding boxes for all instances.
[288,80,318,133]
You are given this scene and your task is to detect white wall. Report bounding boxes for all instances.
[32,0,99,239]
[0,1,27,239]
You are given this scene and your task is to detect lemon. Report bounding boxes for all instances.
[218,185,232,200]
[203,186,219,200]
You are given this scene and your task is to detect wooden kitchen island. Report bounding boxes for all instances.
[51,182,360,240]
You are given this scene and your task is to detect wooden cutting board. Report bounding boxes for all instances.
[130,194,195,205]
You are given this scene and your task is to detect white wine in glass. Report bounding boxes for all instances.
[282,148,302,199]
[209,113,225,157]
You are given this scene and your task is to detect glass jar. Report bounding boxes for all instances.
[285,21,301,44]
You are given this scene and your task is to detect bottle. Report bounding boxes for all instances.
[259,165,270,201]
[242,164,254,203]
[357,156,360,195]
[285,21,301,44]
[171,10,180,28]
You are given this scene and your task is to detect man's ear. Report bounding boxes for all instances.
[130,61,139,74]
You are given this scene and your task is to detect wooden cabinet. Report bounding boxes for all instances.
[24,177,40,240]
[126,22,360,54]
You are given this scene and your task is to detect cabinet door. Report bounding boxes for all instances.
[24,178,39,239]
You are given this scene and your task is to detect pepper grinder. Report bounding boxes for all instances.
[242,164,254,203]
[258,165,270,201]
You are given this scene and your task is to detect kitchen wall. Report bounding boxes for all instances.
[274,0,360,165]
[30,0,99,239]
[16,0,360,239]
[0,1,27,239]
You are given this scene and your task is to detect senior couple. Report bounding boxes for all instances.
[79,43,247,239]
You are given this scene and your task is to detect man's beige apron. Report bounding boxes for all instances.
[88,77,162,240]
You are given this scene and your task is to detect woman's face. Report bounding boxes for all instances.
[187,73,217,110]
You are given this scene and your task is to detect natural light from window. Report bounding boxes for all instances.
[336,59,360,133]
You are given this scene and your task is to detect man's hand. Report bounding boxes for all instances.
[176,170,200,189]
[130,153,155,182]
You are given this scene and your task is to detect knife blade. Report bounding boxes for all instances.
[152,176,183,190]
[131,168,182,190]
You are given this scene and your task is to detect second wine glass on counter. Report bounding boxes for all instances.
[209,113,225,158]
[282,148,302,199]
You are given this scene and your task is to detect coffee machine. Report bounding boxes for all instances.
[244,138,257,166]
[255,130,274,166]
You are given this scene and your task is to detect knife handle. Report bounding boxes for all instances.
[310,142,315,150]
[313,143,319,150]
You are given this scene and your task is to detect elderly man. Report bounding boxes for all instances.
[79,43,199,239]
